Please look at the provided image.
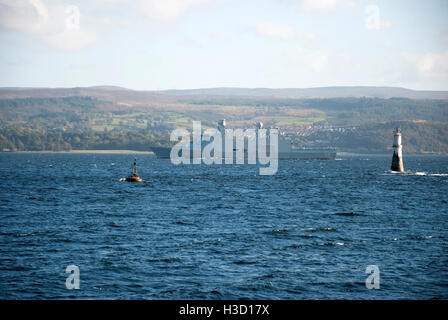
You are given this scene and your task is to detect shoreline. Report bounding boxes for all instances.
[1,150,447,156]
[3,150,155,154]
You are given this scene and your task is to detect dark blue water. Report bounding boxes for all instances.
[0,153,447,299]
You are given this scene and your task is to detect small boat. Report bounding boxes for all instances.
[125,159,142,182]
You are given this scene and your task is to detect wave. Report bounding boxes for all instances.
[412,172,448,176]
[303,227,336,232]
[317,242,344,246]
[383,171,448,177]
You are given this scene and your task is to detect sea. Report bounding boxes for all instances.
[0,153,447,299]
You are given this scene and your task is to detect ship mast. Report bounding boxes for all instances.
[132,159,137,176]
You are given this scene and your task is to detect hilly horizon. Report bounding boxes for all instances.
[1,85,448,100]
[0,84,447,154]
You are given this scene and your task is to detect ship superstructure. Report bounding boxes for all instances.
[150,120,336,160]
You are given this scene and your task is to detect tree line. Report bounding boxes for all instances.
[0,127,169,152]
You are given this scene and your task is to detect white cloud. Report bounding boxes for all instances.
[387,51,448,89]
[301,0,337,12]
[135,0,210,22]
[0,0,97,50]
[93,0,121,5]
[0,0,48,34]
[410,51,448,77]
[299,0,355,13]
[256,22,317,43]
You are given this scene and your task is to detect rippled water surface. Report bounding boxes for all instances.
[0,153,447,299]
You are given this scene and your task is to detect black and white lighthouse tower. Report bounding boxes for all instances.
[391,128,404,172]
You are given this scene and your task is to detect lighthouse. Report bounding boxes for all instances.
[391,128,404,172]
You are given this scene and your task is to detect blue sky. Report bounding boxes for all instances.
[0,0,447,90]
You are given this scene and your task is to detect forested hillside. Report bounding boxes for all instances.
[0,87,447,153]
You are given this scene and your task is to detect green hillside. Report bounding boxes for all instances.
[0,87,447,153]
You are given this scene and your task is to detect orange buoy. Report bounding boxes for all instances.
[125,159,142,182]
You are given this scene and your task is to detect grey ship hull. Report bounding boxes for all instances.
[278,150,336,160]
[150,147,336,160]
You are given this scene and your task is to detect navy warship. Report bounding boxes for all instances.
[150,120,336,160]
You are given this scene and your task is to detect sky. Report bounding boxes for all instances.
[0,0,447,90]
